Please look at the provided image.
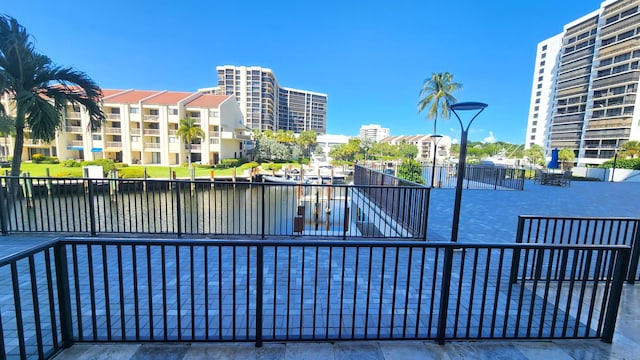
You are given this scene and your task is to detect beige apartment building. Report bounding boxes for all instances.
[380,135,452,162]
[1,89,250,166]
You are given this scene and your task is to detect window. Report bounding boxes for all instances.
[92,134,102,140]
[532,121,538,126]
[600,58,612,66]
[537,84,542,89]
[131,136,140,142]
[169,136,178,143]
[530,135,536,140]
[533,113,538,118]
[542,45,547,51]
[170,108,178,115]
[209,110,219,117]
[531,128,537,133]
[110,108,120,114]
[538,76,543,81]
[539,68,544,74]
[541,53,546,59]
[129,107,139,114]
[149,109,159,116]
[534,106,539,111]
[536,91,541,96]
[540,61,546,67]
[535,99,540,104]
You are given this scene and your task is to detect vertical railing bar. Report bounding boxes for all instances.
[490,249,505,338]
[272,246,278,340]
[537,248,554,338]
[191,246,195,340]
[102,244,112,340]
[132,245,140,340]
[312,246,320,340]
[245,246,250,340]
[338,247,346,339]
[11,262,26,358]
[161,246,167,340]
[117,246,125,340]
[146,245,153,341]
[176,246,182,340]
[453,249,466,338]
[28,255,44,359]
[256,244,264,347]
[585,250,604,336]
[86,244,97,340]
[602,249,630,343]
[350,247,360,339]
[365,247,374,339]
[414,247,427,338]
[510,217,525,284]
[478,249,491,337]
[376,247,387,339]
[70,244,82,340]
[437,247,454,345]
[232,246,237,340]
[325,246,333,340]
[596,248,617,338]
[514,248,531,337]
[525,249,543,338]
[466,248,479,338]
[402,248,413,338]
[428,248,440,337]
[561,249,580,337]
[217,246,222,340]
[574,250,593,337]
[204,246,209,340]
[550,249,569,338]
[44,248,60,348]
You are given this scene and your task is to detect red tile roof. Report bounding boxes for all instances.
[101,89,125,98]
[102,90,160,103]
[184,94,229,108]
[143,91,193,105]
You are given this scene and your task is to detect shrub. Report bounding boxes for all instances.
[118,168,147,179]
[32,155,59,164]
[218,159,239,169]
[261,163,283,172]
[31,154,44,162]
[61,159,80,168]
[239,161,259,170]
[195,164,215,169]
[81,159,115,175]
[396,159,425,185]
[115,162,128,169]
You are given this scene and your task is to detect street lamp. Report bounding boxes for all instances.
[430,135,443,188]
[449,101,488,243]
[611,147,619,182]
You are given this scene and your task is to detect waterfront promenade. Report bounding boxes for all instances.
[1,180,639,359]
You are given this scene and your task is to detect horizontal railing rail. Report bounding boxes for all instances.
[0,175,428,240]
[512,215,640,283]
[0,238,630,359]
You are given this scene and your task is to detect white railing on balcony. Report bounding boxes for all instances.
[106,113,121,120]
[143,115,159,122]
[23,139,48,146]
[106,141,122,148]
[221,131,251,140]
[65,126,82,133]
[144,143,161,149]
[66,111,82,119]
[69,140,84,147]
[130,129,141,135]
[209,131,220,137]
[143,129,160,135]
[188,144,202,151]
[168,129,177,135]
[105,127,121,134]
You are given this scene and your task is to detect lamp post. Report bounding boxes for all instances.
[611,147,619,182]
[449,102,487,243]
[430,135,443,188]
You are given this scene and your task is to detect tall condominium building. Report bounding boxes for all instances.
[215,65,327,134]
[1,89,250,166]
[526,0,640,166]
[359,124,390,142]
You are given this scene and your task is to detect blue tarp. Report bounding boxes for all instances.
[547,148,559,169]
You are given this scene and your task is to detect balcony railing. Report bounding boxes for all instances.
[143,115,159,122]
[209,131,220,137]
[65,126,82,133]
[66,111,82,119]
[104,127,121,134]
[106,113,121,120]
[189,144,202,151]
[168,129,177,135]
[143,129,160,135]
[144,143,160,149]
[23,139,48,146]
[130,129,141,135]
[69,140,83,147]
[105,141,122,148]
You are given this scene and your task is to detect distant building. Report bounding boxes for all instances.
[1,89,250,166]
[316,134,351,161]
[527,0,640,166]
[380,135,452,162]
[213,65,327,134]
[359,124,390,142]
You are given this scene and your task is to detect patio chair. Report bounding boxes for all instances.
[560,170,572,187]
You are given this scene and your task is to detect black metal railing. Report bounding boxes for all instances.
[362,163,525,190]
[0,175,429,240]
[353,166,429,238]
[512,215,640,283]
[0,238,630,359]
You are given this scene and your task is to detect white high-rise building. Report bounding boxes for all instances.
[359,124,390,142]
[527,0,640,166]
[214,65,327,134]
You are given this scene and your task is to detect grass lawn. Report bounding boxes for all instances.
[11,162,301,178]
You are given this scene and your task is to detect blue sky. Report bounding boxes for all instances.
[8,0,604,143]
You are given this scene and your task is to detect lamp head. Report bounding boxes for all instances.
[449,102,488,111]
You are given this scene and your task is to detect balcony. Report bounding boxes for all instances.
[189,144,202,151]
[143,129,160,135]
[105,141,122,148]
[69,140,83,147]
[106,113,121,120]
[65,126,82,133]
[209,131,220,137]
[130,128,141,135]
[221,131,251,141]
[144,143,161,149]
[105,127,122,134]
[143,114,159,122]
[168,129,177,135]
[23,139,48,146]
[66,111,82,119]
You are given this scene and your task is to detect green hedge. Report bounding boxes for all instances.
[81,159,115,175]
[118,168,147,179]
[599,158,640,170]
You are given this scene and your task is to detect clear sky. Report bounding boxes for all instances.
[7,0,604,143]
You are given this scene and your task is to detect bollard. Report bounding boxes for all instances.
[143,168,148,192]
[45,168,53,196]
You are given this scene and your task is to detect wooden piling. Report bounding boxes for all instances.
[45,168,52,196]
[143,168,147,192]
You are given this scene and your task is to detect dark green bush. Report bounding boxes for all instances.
[61,159,80,168]
[217,159,239,169]
[118,168,147,179]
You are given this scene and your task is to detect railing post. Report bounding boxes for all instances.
[255,244,264,347]
[437,247,454,345]
[0,177,7,235]
[510,216,525,284]
[261,184,266,239]
[54,242,74,347]
[423,187,430,241]
[627,220,640,284]
[86,179,97,236]
[175,181,182,237]
[602,248,630,343]
[343,185,349,240]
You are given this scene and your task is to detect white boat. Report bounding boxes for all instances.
[261,174,311,184]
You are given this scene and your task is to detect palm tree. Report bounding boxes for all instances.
[177,117,205,167]
[417,72,462,135]
[619,140,640,159]
[0,15,105,178]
